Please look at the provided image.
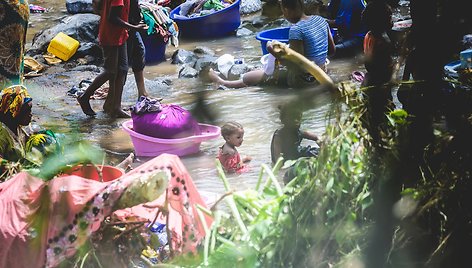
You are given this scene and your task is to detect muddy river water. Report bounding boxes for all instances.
[24,0,364,196]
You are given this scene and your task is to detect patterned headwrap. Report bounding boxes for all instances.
[0,85,32,118]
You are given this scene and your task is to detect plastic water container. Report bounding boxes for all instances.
[149,223,168,247]
[169,0,241,39]
[255,27,290,55]
[140,33,166,65]
[47,32,80,61]
[122,120,221,157]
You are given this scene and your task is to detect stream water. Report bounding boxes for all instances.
[25,0,364,197]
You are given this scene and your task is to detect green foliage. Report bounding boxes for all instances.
[27,141,104,181]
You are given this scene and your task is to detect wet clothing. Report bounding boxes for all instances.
[0,0,29,89]
[289,15,330,67]
[98,0,130,46]
[217,146,247,173]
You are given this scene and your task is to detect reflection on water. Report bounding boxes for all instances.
[25,1,363,196]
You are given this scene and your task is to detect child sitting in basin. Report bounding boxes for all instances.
[217,121,251,173]
[206,0,335,89]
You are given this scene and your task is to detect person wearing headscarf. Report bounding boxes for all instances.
[0,0,29,89]
[0,85,32,164]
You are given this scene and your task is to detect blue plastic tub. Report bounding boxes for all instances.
[140,33,166,64]
[170,0,241,39]
[256,27,290,55]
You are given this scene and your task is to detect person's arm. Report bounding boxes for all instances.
[109,6,147,31]
[270,130,283,163]
[301,130,320,142]
[327,26,336,56]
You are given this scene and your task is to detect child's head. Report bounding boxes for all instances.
[221,121,245,147]
[280,0,305,23]
[362,1,392,34]
[279,104,303,129]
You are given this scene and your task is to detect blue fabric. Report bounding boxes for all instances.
[332,0,366,38]
[289,15,329,66]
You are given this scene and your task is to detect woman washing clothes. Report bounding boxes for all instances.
[207,0,335,89]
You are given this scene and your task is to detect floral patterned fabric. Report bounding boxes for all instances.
[0,154,211,267]
[0,0,29,89]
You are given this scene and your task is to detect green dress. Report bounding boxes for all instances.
[0,0,29,89]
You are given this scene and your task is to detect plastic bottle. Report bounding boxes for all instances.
[149,223,168,248]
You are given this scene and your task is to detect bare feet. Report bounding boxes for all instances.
[208,68,225,84]
[108,109,131,118]
[103,99,113,114]
[77,94,96,116]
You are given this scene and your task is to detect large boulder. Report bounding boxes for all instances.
[66,0,93,14]
[28,14,100,59]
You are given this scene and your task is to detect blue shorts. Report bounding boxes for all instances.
[127,31,146,72]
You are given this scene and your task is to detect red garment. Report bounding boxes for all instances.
[98,0,130,46]
[217,146,248,173]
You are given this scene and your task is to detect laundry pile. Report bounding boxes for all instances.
[178,0,234,17]
[140,2,179,47]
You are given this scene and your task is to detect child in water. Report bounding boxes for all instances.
[217,121,251,173]
[270,104,321,164]
[207,0,335,89]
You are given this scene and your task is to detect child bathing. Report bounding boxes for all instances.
[217,121,251,173]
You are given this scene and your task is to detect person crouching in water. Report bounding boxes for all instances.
[217,121,252,173]
[271,104,321,183]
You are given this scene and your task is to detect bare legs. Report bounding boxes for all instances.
[207,69,265,89]
[78,70,129,118]
[78,72,110,116]
[134,70,148,98]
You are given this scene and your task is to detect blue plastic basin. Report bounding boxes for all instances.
[140,33,166,65]
[256,27,290,55]
[170,0,241,39]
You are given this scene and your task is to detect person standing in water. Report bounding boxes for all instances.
[78,0,147,118]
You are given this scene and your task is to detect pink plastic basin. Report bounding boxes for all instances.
[62,164,124,182]
[122,120,221,157]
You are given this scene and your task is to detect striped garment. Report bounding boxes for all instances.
[289,15,329,67]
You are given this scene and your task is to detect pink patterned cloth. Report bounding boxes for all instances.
[217,146,248,174]
[0,154,212,267]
